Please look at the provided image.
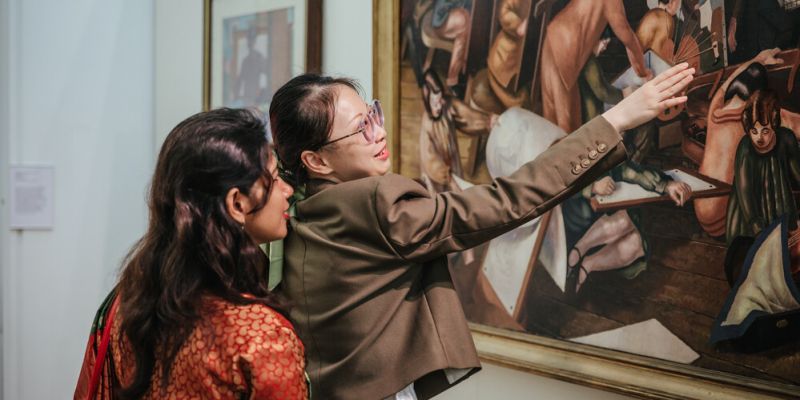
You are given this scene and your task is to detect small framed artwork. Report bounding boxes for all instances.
[203,0,322,113]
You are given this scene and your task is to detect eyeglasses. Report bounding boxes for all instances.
[320,99,384,147]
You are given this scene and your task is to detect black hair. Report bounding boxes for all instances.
[117,107,283,399]
[421,69,447,116]
[725,62,769,102]
[742,90,781,132]
[269,73,361,187]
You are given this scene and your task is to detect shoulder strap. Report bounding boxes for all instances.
[86,295,120,399]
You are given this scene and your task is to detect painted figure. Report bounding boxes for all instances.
[419,70,495,193]
[726,90,800,244]
[566,40,692,294]
[234,27,269,106]
[565,164,692,295]
[637,0,683,64]
[431,0,472,87]
[541,0,649,133]
[695,50,782,236]
[486,0,532,109]
[578,31,624,123]
[727,0,800,64]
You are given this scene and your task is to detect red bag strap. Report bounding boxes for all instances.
[86,296,120,399]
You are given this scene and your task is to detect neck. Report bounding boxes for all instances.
[307,172,341,184]
[754,140,777,154]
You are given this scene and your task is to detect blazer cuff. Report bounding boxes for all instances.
[553,116,628,187]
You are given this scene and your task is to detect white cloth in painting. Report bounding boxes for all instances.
[482,108,569,315]
[721,224,800,326]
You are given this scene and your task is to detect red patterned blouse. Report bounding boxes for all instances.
[76,295,308,400]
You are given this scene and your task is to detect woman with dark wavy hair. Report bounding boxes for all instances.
[269,63,694,399]
[73,108,306,399]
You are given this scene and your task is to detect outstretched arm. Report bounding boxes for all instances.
[377,116,626,261]
[375,63,694,261]
[606,0,648,78]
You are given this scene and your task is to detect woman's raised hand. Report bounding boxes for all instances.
[602,63,695,133]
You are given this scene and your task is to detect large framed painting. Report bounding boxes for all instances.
[374,0,800,398]
[203,0,322,112]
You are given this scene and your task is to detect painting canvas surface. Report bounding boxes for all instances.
[399,0,800,385]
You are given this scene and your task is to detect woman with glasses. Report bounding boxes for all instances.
[74,108,306,400]
[269,65,694,400]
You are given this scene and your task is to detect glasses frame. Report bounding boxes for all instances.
[318,99,383,148]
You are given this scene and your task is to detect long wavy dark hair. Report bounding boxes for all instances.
[115,108,284,399]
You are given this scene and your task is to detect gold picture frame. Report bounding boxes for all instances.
[372,0,799,398]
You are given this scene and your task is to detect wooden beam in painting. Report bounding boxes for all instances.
[590,167,732,212]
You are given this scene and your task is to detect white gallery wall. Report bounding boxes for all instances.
[0,0,155,398]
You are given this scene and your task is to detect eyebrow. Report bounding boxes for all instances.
[347,111,365,130]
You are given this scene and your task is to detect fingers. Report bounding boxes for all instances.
[660,72,694,101]
[678,184,692,206]
[682,184,692,201]
[669,191,681,205]
[656,67,695,94]
[651,62,690,86]
[773,57,785,65]
[660,95,688,109]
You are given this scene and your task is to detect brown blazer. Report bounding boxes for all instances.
[279,116,627,400]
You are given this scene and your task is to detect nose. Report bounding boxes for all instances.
[279,177,294,198]
[373,121,387,144]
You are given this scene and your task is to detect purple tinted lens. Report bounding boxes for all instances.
[362,100,383,143]
[373,100,384,127]
[363,122,374,143]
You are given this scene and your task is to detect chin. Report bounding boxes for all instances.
[376,160,392,176]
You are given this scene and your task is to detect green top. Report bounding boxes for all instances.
[726,127,800,244]
[579,55,624,123]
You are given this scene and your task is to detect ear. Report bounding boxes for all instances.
[225,187,250,225]
[300,149,334,176]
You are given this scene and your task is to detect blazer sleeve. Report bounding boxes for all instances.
[374,115,627,262]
